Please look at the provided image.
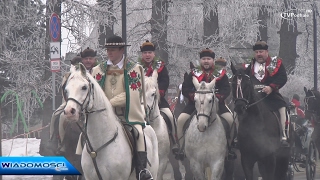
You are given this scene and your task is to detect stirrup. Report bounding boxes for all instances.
[138,169,153,180]
[171,144,179,154]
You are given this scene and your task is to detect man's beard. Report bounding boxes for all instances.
[202,65,213,71]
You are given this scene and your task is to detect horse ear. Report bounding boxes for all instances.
[230,62,237,75]
[208,78,216,89]
[304,87,308,94]
[184,72,188,81]
[192,76,200,90]
[70,64,76,73]
[79,63,87,77]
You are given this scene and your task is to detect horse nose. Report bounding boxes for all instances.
[64,107,76,116]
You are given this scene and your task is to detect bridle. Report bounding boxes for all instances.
[304,91,317,114]
[234,75,268,110]
[64,77,93,113]
[64,74,116,180]
[194,90,216,127]
[146,91,159,123]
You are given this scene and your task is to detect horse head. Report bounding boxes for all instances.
[144,70,160,122]
[304,87,319,119]
[231,62,254,115]
[63,63,95,122]
[192,76,217,132]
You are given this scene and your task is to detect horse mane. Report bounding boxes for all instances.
[200,82,206,90]
[310,89,320,111]
[145,76,160,103]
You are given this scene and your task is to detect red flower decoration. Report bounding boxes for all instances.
[137,81,141,87]
[95,73,102,81]
[130,83,138,90]
[130,71,137,78]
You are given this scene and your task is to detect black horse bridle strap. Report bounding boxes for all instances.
[76,121,118,180]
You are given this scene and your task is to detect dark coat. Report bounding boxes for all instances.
[141,58,170,109]
[245,56,287,111]
[181,66,231,115]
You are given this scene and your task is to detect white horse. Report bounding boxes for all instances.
[63,64,159,180]
[144,71,170,180]
[184,77,227,180]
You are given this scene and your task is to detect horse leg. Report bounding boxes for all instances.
[181,158,194,180]
[168,152,183,180]
[241,154,256,180]
[257,155,276,180]
[189,159,205,180]
[157,157,168,180]
[210,157,225,180]
[223,159,235,180]
[274,156,289,180]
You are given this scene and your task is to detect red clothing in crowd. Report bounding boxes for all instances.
[291,99,305,118]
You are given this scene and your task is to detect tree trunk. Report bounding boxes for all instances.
[97,0,114,47]
[150,0,168,64]
[257,5,268,42]
[203,1,219,46]
[277,0,301,74]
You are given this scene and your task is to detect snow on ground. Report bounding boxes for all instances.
[1,138,53,180]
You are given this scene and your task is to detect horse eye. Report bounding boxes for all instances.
[152,93,155,96]
[209,100,212,103]
[82,86,87,90]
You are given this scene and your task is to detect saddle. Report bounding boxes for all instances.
[120,122,138,154]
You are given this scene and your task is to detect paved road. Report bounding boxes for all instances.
[162,161,320,180]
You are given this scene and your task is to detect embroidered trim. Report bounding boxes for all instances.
[191,65,225,81]
[138,57,164,76]
[267,56,282,76]
[128,70,142,92]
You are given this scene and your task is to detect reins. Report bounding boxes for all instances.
[64,75,117,180]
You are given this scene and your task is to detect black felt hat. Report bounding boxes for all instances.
[105,35,131,48]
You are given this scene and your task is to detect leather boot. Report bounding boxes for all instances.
[135,151,153,180]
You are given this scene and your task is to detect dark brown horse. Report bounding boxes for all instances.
[40,111,84,180]
[231,64,290,180]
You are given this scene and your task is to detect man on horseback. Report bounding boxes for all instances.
[244,40,288,146]
[172,48,235,160]
[138,40,178,148]
[91,35,153,180]
[49,48,97,152]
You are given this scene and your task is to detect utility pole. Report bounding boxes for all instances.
[313,3,318,90]
[121,0,127,56]
[39,0,62,157]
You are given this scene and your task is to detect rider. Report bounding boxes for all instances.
[91,35,153,180]
[244,40,288,145]
[49,48,98,150]
[172,48,235,160]
[138,40,178,148]
[291,94,305,118]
